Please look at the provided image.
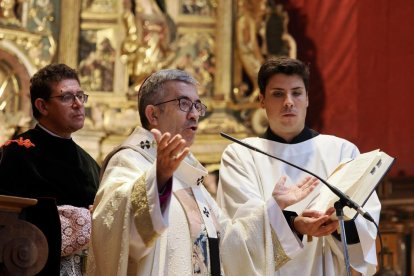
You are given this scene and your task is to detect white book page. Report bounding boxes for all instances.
[327,150,380,193]
[308,150,381,217]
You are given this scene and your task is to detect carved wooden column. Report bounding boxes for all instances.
[0,195,48,275]
[58,0,82,67]
[214,0,233,101]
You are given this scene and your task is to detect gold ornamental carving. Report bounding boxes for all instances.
[0,0,297,166]
[121,0,177,92]
[0,0,57,68]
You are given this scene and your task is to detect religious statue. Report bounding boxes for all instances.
[79,36,116,92]
[235,0,296,102]
[181,0,217,16]
[0,0,21,26]
[235,0,267,102]
[121,0,176,91]
[265,3,296,58]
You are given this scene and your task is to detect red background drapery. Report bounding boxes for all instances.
[283,0,414,176]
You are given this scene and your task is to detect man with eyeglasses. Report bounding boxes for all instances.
[87,69,325,276]
[0,63,99,275]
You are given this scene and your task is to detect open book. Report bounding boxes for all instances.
[309,149,395,220]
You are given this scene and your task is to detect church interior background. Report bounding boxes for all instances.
[1,0,414,274]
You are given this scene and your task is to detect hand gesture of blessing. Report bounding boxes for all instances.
[151,129,190,191]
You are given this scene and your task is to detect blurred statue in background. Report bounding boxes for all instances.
[235,0,266,102]
[79,36,116,92]
[235,0,296,102]
[122,0,176,92]
[265,3,296,58]
[181,0,217,16]
[0,0,22,26]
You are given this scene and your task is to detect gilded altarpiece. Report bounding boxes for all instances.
[0,0,60,144]
[1,2,413,273]
[0,0,297,167]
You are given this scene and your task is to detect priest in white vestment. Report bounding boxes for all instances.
[217,57,381,276]
[87,69,322,276]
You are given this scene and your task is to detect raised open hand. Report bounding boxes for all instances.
[151,129,190,190]
[272,176,318,209]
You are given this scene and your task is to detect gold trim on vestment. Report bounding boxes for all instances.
[271,228,291,271]
[131,173,159,247]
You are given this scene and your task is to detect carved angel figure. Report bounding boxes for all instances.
[235,1,296,102]
[122,0,176,89]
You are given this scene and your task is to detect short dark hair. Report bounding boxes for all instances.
[30,64,80,119]
[258,57,310,95]
[138,69,198,129]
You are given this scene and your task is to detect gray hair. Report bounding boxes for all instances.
[138,69,198,129]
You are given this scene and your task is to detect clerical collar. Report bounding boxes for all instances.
[37,124,71,139]
[261,126,319,144]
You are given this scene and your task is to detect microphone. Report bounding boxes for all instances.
[220,132,375,223]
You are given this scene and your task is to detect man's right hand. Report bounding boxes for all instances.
[151,129,189,191]
[293,207,339,237]
[272,176,318,209]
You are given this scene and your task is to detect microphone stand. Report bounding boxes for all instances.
[334,201,351,276]
[220,132,376,276]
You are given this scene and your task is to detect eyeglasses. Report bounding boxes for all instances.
[49,91,89,105]
[154,97,207,117]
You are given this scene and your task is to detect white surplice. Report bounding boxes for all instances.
[217,135,381,276]
[87,127,304,276]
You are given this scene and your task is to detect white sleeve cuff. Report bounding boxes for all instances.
[266,197,303,259]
